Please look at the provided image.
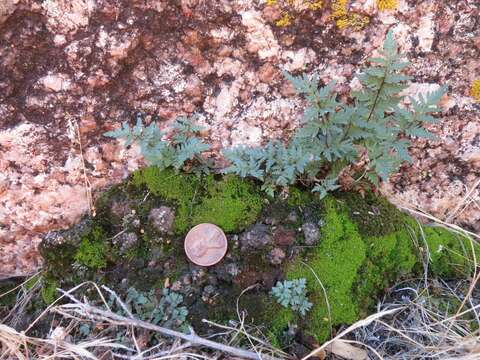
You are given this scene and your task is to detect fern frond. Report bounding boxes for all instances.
[104,114,210,173]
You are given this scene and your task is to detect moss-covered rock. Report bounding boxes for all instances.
[41,276,58,304]
[284,197,368,341]
[132,167,200,233]
[268,194,478,344]
[340,191,408,236]
[74,226,107,269]
[191,175,263,232]
[132,167,262,233]
[38,167,480,348]
[423,226,480,277]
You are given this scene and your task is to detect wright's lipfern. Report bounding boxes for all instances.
[223,141,311,196]
[105,114,211,174]
[350,31,446,184]
[106,31,446,199]
[223,30,446,197]
[109,287,188,329]
[271,278,312,316]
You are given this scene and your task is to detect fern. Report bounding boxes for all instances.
[223,140,312,196]
[223,30,446,197]
[105,114,211,174]
[109,287,188,329]
[107,31,446,200]
[270,278,312,316]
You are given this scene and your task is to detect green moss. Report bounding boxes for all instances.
[233,292,294,347]
[0,280,18,308]
[25,274,41,291]
[38,168,480,347]
[41,277,58,304]
[276,191,480,343]
[354,229,417,314]
[286,197,366,341]
[423,226,479,277]
[392,229,418,272]
[270,305,294,334]
[133,167,200,233]
[41,242,77,274]
[74,227,107,269]
[192,176,263,232]
[287,186,315,207]
[94,185,126,228]
[265,301,295,346]
[133,167,263,233]
[340,191,407,236]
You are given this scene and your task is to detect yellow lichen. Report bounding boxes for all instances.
[346,13,370,29]
[336,18,349,29]
[471,79,480,101]
[331,0,369,30]
[377,0,397,11]
[306,0,323,10]
[276,12,293,27]
[331,0,348,18]
[266,1,322,27]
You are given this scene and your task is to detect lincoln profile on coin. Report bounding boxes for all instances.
[184,223,228,266]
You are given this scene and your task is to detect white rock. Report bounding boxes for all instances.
[378,13,397,25]
[215,57,243,77]
[462,148,480,163]
[392,23,413,52]
[350,0,377,16]
[42,0,96,34]
[417,14,435,52]
[231,122,262,146]
[0,0,19,25]
[215,81,242,120]
[349,76,363,92]
[282,48,316,72]
[210,27,235,41]
[241,10,280,59]
[53,34,67,46]
[40,73,71,92]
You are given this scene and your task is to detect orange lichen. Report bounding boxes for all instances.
[471,79,480,102]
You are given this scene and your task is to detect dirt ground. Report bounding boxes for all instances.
[0,0,479,277]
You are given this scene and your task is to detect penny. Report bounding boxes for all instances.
[184,223,228,267]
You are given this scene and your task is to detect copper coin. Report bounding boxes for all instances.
[184,223,228,266]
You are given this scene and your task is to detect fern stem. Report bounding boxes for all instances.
[366,65,389,123]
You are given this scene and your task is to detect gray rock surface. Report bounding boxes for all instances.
[240,224,272,250]
[302,222,320,245]
[267,247,286,265]
[148,206,175,234]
